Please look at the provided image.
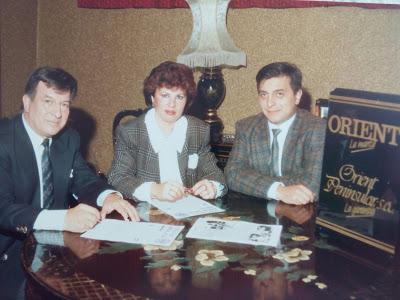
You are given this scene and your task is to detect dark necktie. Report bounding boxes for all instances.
[271,129,281,177]
[41,139,54,209]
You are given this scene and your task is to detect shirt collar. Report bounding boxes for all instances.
[145,108,187,154]
[22,113,52,149]
[268,113,296,132]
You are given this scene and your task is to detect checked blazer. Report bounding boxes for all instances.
[225,109,326,199]
[108,113,227,199]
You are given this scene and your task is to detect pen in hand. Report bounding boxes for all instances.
[184,187,193,195]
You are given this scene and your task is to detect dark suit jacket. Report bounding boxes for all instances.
[108,113,226,199]
[225,109,326,199]
[0,114,112,256]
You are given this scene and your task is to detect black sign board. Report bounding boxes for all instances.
[317,88,400,255]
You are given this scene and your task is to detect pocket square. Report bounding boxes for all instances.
[69,169,74,178]
[188,154,199,169]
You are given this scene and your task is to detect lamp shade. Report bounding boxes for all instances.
[177,0,246,68]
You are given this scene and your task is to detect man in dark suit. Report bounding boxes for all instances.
[225,62,326,205]
[0,66,139,299]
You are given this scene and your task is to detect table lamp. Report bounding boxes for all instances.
[177,0,246,143]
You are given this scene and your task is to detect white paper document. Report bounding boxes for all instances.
[186,217,283,247]
[81,219,184,246]
[149,194,225,220]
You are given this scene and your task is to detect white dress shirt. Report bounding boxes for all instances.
[22,115,116,231]
[266,113,296,200]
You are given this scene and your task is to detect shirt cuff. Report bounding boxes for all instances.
[210,180,224,198]
[133,182,155,202]
[33,209,68,231]
[136,202,151,222]
[33,231,65,246]
[267,182,284,200]
[97,189,123,207]
[266,201,278,218]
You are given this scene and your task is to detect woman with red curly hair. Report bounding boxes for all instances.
[108,61,226,202]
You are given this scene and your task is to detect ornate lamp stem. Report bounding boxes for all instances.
[197,67,225,144]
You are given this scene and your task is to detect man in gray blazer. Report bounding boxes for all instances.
[225,62,326,205]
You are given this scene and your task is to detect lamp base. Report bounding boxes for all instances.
[205,111,224,144]
[196,67,226,144]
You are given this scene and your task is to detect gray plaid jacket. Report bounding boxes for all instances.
[108,113,226,199]
[225,109,326,199]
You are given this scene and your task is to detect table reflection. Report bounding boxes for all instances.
[22,191,399,299]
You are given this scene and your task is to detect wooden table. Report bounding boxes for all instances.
[22,191,400,299]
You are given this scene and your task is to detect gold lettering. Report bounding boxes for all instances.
[323,175,340,192]
[326,115,400,146]
[373,121,386,143]
[323,165,394,214]
[382,201,394,214]
[359,120,375,140]
[349,140,357,149]
[382,124,400,146]
[338,164,379,193]
[340,117,352,136]
[343,203,376,217]
[328,114,340,133]
[344,203,352,213]
[339,164,355,182]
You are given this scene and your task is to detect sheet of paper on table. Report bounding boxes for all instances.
[81,219,184,246]
[186,217,283,247]
[149,194,225,220]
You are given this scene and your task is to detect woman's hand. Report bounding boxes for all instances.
[192,179,217,199]
[151,181,186,202]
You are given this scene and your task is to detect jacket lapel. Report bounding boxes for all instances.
[49,132,70,208]
[178,136,189,186]
[142,120,161,183]
[254,114,272,170]
[14,115,41,206]
[282,113,301,175]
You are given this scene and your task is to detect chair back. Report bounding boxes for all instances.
[112,109,145,145]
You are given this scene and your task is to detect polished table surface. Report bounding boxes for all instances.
[22,192,400,300]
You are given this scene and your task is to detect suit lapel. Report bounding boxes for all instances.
[14,115,40,206]
[178,131,189,187]
[254,114,272,170]
[282,113,301,175]
[142,118,161,183]
[49,132,70,208]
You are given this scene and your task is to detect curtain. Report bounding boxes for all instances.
[77,0,400,9]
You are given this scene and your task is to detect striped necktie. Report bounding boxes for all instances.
[41,138,54,209]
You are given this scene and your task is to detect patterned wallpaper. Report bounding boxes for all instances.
[2,0,400,173]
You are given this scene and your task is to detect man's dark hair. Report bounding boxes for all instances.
[24,66,78,100]
[256,62,302,93]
